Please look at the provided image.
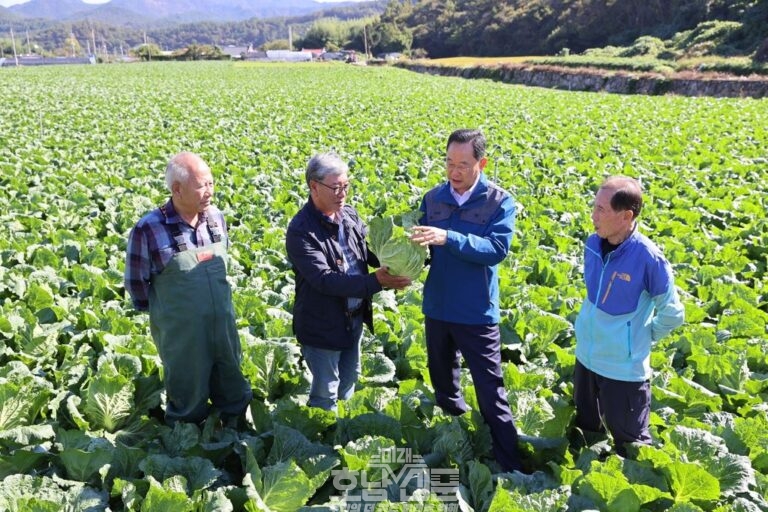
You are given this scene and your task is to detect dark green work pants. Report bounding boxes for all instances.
[149,242,252,424]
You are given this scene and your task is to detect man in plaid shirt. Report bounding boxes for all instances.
[125,152,252,427]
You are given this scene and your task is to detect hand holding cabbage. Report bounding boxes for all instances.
[409,225,448,247]
[368,210,427,281]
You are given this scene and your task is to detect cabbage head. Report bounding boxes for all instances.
[368,211,427,280]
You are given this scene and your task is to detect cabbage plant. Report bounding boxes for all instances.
[368,211,427,280]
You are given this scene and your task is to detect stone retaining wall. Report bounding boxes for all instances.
[396,62,768,99]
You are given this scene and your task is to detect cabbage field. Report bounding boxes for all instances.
[1,61,767,511]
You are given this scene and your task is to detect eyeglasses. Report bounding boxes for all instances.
[314,180,351,195]
[445,161,475,174]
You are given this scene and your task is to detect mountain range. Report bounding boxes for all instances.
[5,0,370,25]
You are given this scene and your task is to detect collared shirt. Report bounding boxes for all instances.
[327,211,363,311]
[124,199,228,311]
[420,174,515,325]
[450,173,482,206]
[286,200,381,350]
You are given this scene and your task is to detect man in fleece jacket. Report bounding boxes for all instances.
[574,176,684,456]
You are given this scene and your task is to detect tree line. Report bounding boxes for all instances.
[0,3,385,58]
[370,0,767,58]
[1,0,765,60]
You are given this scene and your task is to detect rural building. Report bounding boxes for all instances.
[0,55,95,67]
[221,46,249,59]
[243,50,312,62]
[319,50,357,62]
[265,50,312,62]
[301,48,325,59]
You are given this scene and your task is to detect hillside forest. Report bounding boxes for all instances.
[0,0,766,61]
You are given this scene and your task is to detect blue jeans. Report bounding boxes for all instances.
[301,316,363,411]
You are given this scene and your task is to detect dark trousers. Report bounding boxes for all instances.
[425,317,522,472]
[573,359,652,455]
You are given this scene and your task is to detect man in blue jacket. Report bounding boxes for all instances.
[410,129,523,472]
[574,176,684,455]
[286,153,411,411]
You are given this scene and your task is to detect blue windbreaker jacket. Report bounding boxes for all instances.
[575,228,685,381]
[419,174,516,325]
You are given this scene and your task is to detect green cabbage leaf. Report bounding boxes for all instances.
[368,211,427,280]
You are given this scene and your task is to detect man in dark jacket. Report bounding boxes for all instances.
[286,153,411,411]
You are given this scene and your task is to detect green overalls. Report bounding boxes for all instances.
[148,213,252,425]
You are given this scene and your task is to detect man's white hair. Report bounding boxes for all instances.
[165,151,205,191]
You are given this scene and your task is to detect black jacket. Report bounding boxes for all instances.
[286,200,381,350]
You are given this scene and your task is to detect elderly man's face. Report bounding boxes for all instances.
[591,187,633,243]
[445,141,485,195]
[310,172,350,216]
[176,163,214,215]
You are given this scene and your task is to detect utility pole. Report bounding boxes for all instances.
[26,28,32,55]
[143,30,151,61]
[363,25,370,59]
[288,25,292,51]
[91,27,97,57]
[10,26,18,66]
